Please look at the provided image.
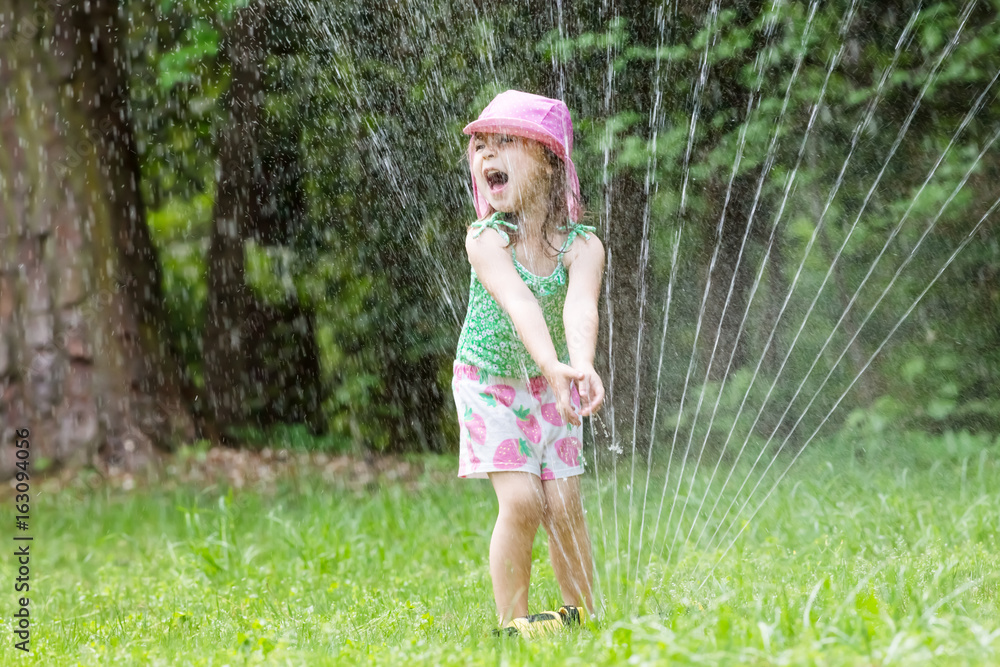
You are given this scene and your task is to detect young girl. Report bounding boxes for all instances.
[452,90,606,636]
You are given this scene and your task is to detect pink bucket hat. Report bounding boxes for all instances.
[463,90,582,222]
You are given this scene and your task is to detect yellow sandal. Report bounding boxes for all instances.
[497,606,585,638]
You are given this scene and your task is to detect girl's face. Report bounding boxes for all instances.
[472,132,552,216]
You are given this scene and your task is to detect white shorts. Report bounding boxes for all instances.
[452,362,586,480]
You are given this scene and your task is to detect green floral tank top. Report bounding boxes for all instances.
[455,212,597,378]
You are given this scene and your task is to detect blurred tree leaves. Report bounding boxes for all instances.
[157,18,219,90]
[126,0,1000,453]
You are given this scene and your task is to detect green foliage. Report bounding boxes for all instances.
[228,423,355,453]
[157,19,220,91]
[145,196,212,388]
[129,0,1000,453]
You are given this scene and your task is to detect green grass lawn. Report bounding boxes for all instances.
[2,431,998,665]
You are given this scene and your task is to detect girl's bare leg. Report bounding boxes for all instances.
[488,471,545,624]
[542,476,594,613]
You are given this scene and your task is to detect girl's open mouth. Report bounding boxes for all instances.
[486,170,509,192]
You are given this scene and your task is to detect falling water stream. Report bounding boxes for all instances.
[686,0,984,567]
[681,3,923,567]
[561,0,999,616]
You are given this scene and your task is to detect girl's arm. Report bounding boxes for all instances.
[466,228,584,425]
[563,234,606,416]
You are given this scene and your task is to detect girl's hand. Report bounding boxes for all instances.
[542,362,585,427]
[576,365,605,417]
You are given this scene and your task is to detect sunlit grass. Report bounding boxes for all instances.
[1,431,998,665]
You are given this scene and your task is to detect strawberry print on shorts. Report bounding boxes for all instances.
[453,362,585,480]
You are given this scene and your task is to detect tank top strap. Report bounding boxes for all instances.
[469,212,518,246]
[556,221,598,259]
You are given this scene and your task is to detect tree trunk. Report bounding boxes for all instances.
[818,220,873,404]
[762,222,787,376]
[602,169,653,453]
[0,0,194,476]
[202,0,266,432]
[594,0,664,457]
[702,173,758,382]
[699,3,770,384]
